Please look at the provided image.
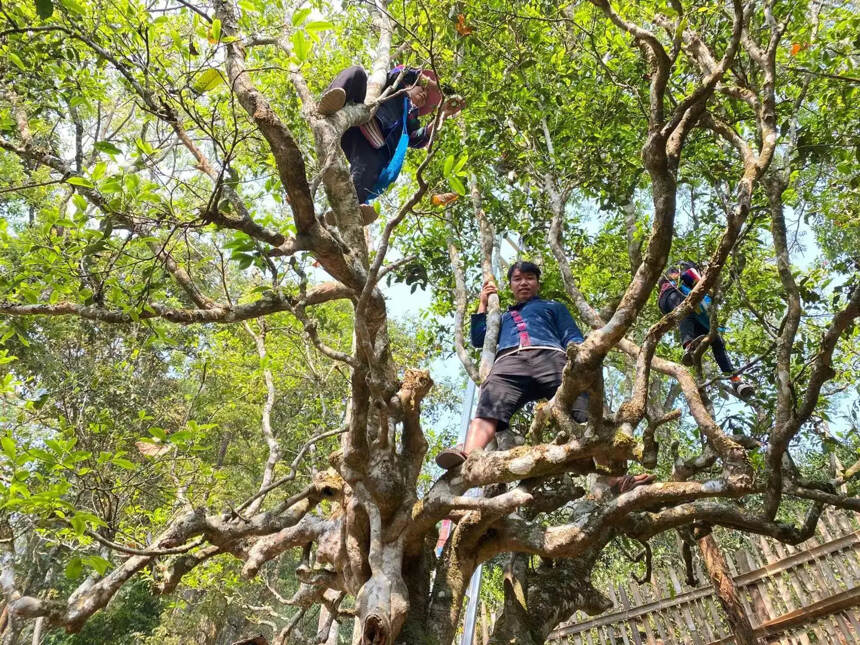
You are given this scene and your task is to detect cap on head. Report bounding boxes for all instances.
[507,260,541,282]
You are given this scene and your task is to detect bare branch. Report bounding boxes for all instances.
[447,232,480,383]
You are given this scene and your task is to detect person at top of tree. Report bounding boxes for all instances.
[435,261,655,494]
[657,261,755,399]
[317,65,465,224]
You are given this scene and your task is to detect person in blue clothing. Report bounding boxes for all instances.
[436,261,655,493]
[657,261,755,399]
[318,65,464,224]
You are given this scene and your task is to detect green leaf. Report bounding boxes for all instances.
[168,429,194,443]
[453,154,469,174]
[94,141,122,155]
[292,31,310,62]
[135,138,154,156]
[291,7,311,26]
[72,194,87,213]
[90,162,107,180]
[65,557,83,579]
[124,173,140,192]
[443,154,454,177]
[67,176,94,189]
[305,20,334,34]
[449,175,467,195]
[58,0,84,14]
[35,0,54,19]
[70,514,87,535]
[210,18,221,43]
[82,555,111,575]
[100,176,122,193]
[8,53,25,71]
[236,253,254,270]
[1,436,16,459]
[148,427,167,441]
[113,457,134,469]
[237,0,258,13]
[193,68,222,93]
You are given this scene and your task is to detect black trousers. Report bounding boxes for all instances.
[327,66,389,204]
[659,289,734,373]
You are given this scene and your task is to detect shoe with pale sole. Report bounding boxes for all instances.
[318,88,346,115]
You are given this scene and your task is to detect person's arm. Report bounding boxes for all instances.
[407,115,432,149]
[553,302,585,346]
[659,287,684,314]
[470,281,498,347]
[407,95,465,148]
[470,313,487,348]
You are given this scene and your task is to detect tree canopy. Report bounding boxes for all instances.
[1,0,859,643]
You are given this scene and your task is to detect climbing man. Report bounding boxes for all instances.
[317,65,465,224]
[436,261,654,493]
[657,261,755,399]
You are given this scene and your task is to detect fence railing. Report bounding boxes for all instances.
[549,508,860,644]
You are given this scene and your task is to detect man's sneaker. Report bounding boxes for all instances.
[732,380,755,400]
[682,335,707,366]
[318,87,346,115]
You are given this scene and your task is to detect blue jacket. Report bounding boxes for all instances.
[470,297,584,352]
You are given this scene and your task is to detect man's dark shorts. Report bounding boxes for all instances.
[475,347,588,429]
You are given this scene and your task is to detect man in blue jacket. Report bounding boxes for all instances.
[436,262,653,492]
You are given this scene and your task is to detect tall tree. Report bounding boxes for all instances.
[1,0,858,643]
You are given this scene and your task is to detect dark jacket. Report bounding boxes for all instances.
[372,67,432,151]
[337,66,432,203]
[470,297,584,353]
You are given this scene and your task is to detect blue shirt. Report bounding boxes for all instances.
[470,297,584,352]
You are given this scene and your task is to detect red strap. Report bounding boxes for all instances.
[509,309,531,347]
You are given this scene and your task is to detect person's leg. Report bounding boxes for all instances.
[681,317,709,365]
[531,349,591,423]
[679,315,703,347]
[464,417,498,453]
[339,130,386,204]
[531,350,654,492]
[711,333,756,399]
[329,65,368,102]
[436,416,502,469]
[436,355,529,469]
[319,66,367,114]
[709,334,734,373]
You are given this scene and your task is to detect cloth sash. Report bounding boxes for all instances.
[508,308,532,347]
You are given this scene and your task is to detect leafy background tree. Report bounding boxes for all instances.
[1,0,858,643]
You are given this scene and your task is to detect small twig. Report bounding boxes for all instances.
[635,540,652,584]
[0,179,65,195]
[377,254,418,282]
[236,426,347,513]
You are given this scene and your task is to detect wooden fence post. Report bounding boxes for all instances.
[698,534,757,645]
